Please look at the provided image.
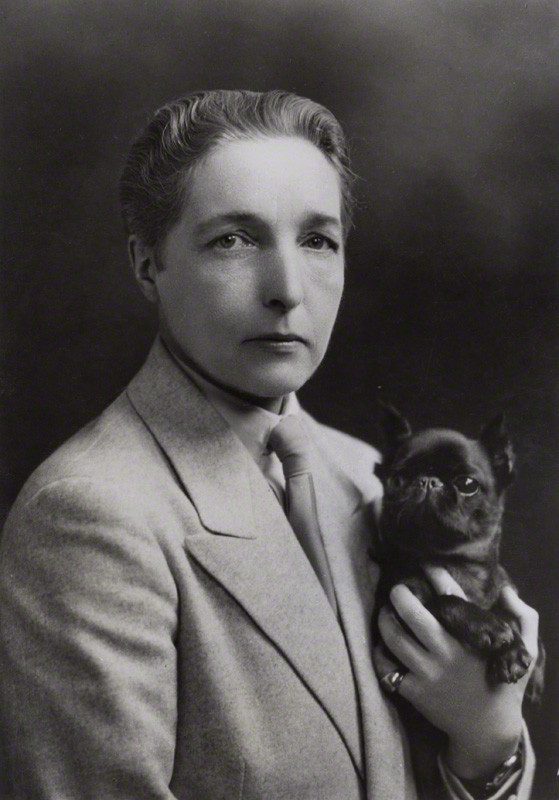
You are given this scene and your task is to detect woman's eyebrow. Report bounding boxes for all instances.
[193,211,342,238]
[301,213,342,230]
[193,212,265,237]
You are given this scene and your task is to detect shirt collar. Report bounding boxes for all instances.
[169,350,300,465]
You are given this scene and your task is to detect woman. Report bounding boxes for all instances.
[0,90,538,799]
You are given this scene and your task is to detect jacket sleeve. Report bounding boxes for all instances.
[0,477,180,800]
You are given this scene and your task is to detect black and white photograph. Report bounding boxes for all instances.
[1,1,558,798]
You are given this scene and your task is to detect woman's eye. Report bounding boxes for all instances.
[303,234,339,252]
[212,233,254,250]
[453,476,480,496]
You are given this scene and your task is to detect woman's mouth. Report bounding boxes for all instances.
[244,333,308,351]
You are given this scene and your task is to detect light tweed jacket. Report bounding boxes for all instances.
[0,338,534,799]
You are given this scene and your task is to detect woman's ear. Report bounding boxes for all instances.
[128,236,159,303]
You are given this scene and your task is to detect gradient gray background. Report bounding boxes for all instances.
[2,0,558,795]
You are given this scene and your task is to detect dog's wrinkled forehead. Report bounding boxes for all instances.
[393,429,492,478]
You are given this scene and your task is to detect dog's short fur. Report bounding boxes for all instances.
[373,404,544,697]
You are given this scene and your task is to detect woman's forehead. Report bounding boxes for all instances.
[181,136,343,226]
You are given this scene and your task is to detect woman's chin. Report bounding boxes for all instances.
[225,366,315,407]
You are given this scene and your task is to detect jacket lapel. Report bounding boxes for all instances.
[303,413,418,800]
[126,339,363,777]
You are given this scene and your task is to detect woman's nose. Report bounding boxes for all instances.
[262,246,304,311]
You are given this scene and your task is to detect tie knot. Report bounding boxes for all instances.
[268,415,311,478]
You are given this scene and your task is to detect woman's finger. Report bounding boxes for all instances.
[388,584,447,653]
[422,565,467,599]
[371,640,424,708]
[372,643,416,697]
[378,604,431,673]
[371,642,399,677]
[500,585,539,657]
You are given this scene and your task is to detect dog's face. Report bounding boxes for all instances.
[375,406,515,556]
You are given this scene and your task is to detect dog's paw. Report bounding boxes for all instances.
[488,632,532,684]
[471,617,516,654]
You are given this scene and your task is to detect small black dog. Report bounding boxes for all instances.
[373,403,543,694]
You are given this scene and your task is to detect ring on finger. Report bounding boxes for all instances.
[379,669,407,694]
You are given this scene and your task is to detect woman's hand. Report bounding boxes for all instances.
[373,567,539,779]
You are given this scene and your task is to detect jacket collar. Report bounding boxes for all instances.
[127,337,257,539]
[126,338,410,795]
[126,339,364,774]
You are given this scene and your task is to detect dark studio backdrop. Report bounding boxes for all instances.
[2,0,558,795]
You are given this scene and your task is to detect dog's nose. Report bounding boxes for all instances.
[418,476,444,490]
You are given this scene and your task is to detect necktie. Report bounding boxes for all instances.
[268,416,338,615]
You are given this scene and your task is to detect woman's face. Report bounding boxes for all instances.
[145,136,345,409]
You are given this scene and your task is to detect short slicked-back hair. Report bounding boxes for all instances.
[119,89,355,250]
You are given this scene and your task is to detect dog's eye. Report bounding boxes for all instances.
[453,476,480,496]
[386,474,404,491]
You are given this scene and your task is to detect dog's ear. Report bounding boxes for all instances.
[376,401,412,479]
[378,401,412,446]
[480,413,516,491]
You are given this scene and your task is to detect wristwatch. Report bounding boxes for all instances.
[452,740,524,799]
